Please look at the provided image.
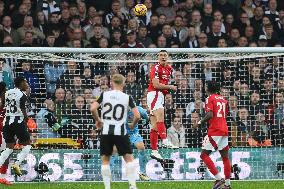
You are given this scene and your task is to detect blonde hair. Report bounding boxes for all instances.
[111,74,126,85]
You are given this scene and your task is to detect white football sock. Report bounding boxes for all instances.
[0,148,13,166]
[101,164,111,189]
[214,173,222,180]
[125,162,137,187]
[15,145,31,165]
[225,179,231,186]
[162,138,168,143]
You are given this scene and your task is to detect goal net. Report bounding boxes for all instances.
[1,47,284,182]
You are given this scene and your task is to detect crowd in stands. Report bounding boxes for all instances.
[1,54,284,149]
[0,0,282,47]
[0,0,283,149]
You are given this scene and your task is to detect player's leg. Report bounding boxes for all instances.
[219,137,231,189]
[0,124,15,167]
[200,136,224,189]
[12,122,32,176]
[153,108,178,149]
[100,135,114,189]
[135,140,150,181]
[0,132,12,185]
[109,145,118,172]
[117,135,137,189]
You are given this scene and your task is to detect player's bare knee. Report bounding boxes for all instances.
[123,154,134,163]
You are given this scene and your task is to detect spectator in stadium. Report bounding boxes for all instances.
[249,66,262,91]
[64,95,94,148]
[182,25,198,48]
[241,0,255,18]
[263,23,279,47]
[124,71,143,104]
[167,117,186,148]
[0,60,13,89]
[171,16,188,44]
[213,0,237,18]
[207,20,227,47]
[187,111,204,147]
[239,83,250,106]
[257,34,268,47]
[261,78,274,106]
[250,112,272,146]
[164,93,175,128]
[190,9,207,36]
[233,12,251,36]
[43,32,56,47]
[57,61,79,90]
[36,99,61,138]
[137,25,153,48]
[156,35,167,48]
[85,15,110,40]
[237,107,254,146]
[228,95,239,122]
[41,0,61,20]
[20,62,40,96]
[89,24,104,47]
[212,10,226,33]
[185,90,203,117]
[265,0,279,22]
[81,67,92,88]
[110,29,123,46]
[12,3,29,29]
[127,18,139,32]
[248,91,265,121]
[44,61,66,98]
[34,11,48,35]
[202,3,214,28]
[156,0,176,23]
[83,88,93,106]
[69,3,79,17]
[250,6,264,34]
[272,92,284,126]
[66,15,83,41]
[244,26,256,43]
[77,1,87,21]
[17,16,45,45]
[161,24,180,47]
[147,14,162,42]
[71,76,84,96]
[197,32,208,48]
[92,74,109,98]
[58,8,70,32]
[120,30,144,48]
[105,0,128,25]
[227,28,240,47]
[217,38,228,47]
[67,28,90,48]
[2,15,21,46]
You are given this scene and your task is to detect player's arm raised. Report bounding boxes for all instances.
[152,78,177,91]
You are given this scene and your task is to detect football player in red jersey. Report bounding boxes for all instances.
[147,50,178,160]
[0,82,12,185]
[193,81,231,189]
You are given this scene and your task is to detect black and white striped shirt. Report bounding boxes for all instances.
[97,90,136,136]
[4,88,27,125]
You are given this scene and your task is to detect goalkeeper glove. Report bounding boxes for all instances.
[52,123,61,132]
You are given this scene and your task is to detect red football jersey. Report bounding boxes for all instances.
[205,94,228,136]
[148,63,173,95]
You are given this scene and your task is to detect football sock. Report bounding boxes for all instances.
[109,155,116,172]
[125,162,137,187]
[225,179,231,186]
[138,150,147,173]
[0,148,13,166]
[156,122,167,139]
[101,164,111,189]
[222,156,231,180]
[150,129,158,150]
[200,153,219,177]
[15,145,31,165]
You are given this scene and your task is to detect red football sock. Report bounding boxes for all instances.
[156,122,167,139]
[150,129,158,150]
[200,153,219,176]
[0,165,8,174]
[222,156,231,179]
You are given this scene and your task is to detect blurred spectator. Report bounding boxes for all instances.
[261,78,274,106]
[57,61,79,89]
[85,14,110,40]
[182,25,198,48]
[272,92,284,126]
[147,14,162,42]
[190,9,207,36]
[257,34,268,47]
[237,107,254,146]
[124,71,142,103]
[41,0,60,20]
[2,15,20,46]
[12,3,29,29]
[17,16,45,45]
[137,25,153,48]
[44,61,66,98]
[265,0,278,22]
[105,0,128,25]
[197,32,208,47]
[34,11,48,34]
[36,99,61,138]
[248,91,265,121]
[67,28,90,47]
[207,20,227,47]
[20,62,40,95]
[165,93,175,128]
[161,23,180,47]
[185,90,203,116]
[167,117,186,148]
[120,30,144,48]
[156,0,176,23]
[54,87,66,124]
[0,60,13,89]
[213,0,237,18]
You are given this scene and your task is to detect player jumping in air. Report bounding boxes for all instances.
[0,82,12,185]
[0,77,32,178]
[147,50,178,160]
[193,81,231,189]
[91,74,140,189]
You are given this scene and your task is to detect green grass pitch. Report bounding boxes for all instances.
[6,181,284,189]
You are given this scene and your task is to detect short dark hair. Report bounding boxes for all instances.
[14,76,26,88]
[159,50,168,53]
[206,81,220,94]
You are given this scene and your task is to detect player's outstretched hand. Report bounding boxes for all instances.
[96,119,103,130]
[170,85,177,91]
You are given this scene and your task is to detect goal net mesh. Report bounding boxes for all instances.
[1,50,284,182]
